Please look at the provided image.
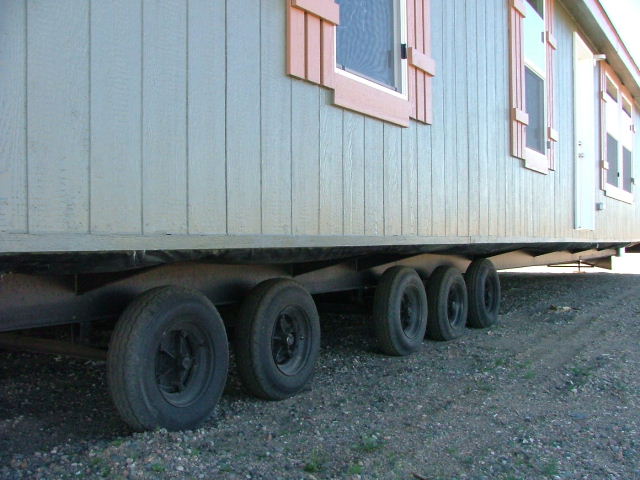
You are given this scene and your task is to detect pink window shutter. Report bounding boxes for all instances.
[407,0,435,124]
[509,0,527,160]
[287,0,339,87]
[545,0,558,170]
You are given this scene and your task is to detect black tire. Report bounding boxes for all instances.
[372,266,428,356]
[465,258,501,328]
[426,266,468,341]
[107,286,229,432]
[234,279,321,400]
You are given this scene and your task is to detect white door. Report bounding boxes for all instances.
[574,33,597,230]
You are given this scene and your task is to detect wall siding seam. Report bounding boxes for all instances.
[259,0,263,235]
[185,0,190,234]
[140,0,145,235]
[24,3,29,233]
[87,0,92,234]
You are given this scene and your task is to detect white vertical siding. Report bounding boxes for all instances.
[187,0,227,235]
[261,0,292,235]
[0,0,27,233]
[342,111,365,235]
[319,90,343,235]
[90,0,142,234]
[291,82,320,236]
[142,0,188,234]
[27,0,90,234]
[383,124,402,236]
[226,0,261,234]
[1,0,640,250]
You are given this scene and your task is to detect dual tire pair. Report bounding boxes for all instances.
[107,279,319,431]
[372,259,501,356]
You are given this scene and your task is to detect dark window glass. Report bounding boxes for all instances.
[525,67,545,154]
[605,78,618,102]
[526,0,544,17]
[607,134,619,186]
[336,0,398,90]
[623,147,633,192]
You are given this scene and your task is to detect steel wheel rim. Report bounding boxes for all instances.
[271,305,311,376]
[447,283,465,328]
[483,273,498,313]
[400,287,422,339]
[154,320,214,407]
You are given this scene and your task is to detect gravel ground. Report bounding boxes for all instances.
[1,272,639,480]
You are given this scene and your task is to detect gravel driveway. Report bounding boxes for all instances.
[1,272,639,479]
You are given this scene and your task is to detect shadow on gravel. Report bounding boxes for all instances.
[1,272,639,478]
[0,352,130,461]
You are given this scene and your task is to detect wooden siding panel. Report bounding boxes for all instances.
[291,82,320,235]
[226,0,261,234]
[476,1,489,237]
[504,0,517,236]
[496,0,508,237]
[188,0,227,234]
[364,119,384,236]
[261,0,292,235]
[383,124,402,236]
[485,0,499,237]
[0,1,27,233]
[556,8,575,238]
[343,111,365,235]
[466,0,479,237]
[142,0,187,234]
[402,124,418,236]
[4,0,640,254]
[454,0,469,237]
[416,119,432,236]
[443,0,458,236]
[429,0,445,236]
[27,0,89,233]
[90,0,142,234]
[319,90,343,235]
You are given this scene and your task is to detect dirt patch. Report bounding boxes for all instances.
[1,272,639,479]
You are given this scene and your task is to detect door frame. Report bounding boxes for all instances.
[573,32,597,231]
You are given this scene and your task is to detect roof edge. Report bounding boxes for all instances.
[563,0,640,102]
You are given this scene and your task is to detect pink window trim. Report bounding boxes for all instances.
[334,73,412,127]
[291,0,340,24]
[599,61,635,203]
[287,0,435,127]
[509,0,557,174]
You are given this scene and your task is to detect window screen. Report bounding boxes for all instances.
[525,67,545,154]
[336,0,399,90]
[607,134,619,186]
[623,147,633,192]
[523,0,546,75]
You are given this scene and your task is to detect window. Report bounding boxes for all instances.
[600,63,635,203]
[523,0,546,155]
[509,0,557,173]
[336,0,403,92]
[286,0,435,126]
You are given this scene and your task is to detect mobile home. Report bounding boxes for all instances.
[1,0,639,430]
